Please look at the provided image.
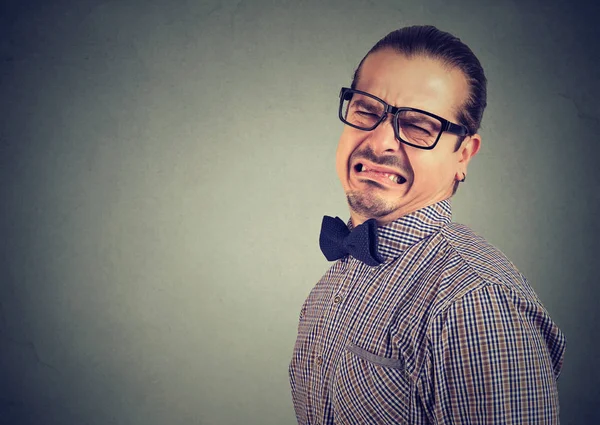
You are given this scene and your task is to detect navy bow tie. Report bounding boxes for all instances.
[319,216,384,267]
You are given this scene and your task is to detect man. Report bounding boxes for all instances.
[289,25,566,424]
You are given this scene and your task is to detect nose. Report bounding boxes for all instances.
[368,114,401,155]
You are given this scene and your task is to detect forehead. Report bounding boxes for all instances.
[355,49,468,120]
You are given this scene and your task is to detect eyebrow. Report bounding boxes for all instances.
[402,114,436,123]
[352,99,383,113]
[401,115,441,129]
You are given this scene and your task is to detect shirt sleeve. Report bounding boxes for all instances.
[418,283,566,424]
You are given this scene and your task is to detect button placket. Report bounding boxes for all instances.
[333,259,352,307]
[315,355,323,366]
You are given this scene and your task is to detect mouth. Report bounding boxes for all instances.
[353,163,407,185]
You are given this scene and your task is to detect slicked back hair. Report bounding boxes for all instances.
[351,25,487,143]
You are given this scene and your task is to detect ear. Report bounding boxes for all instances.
[455,133,481,180]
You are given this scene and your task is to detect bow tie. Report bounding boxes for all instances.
[319,216,384,267]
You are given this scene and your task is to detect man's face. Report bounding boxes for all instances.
[336,49,480,225]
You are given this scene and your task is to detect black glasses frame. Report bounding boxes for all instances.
[338,87,469,150]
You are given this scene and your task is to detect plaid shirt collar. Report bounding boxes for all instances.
[349,199,452,263]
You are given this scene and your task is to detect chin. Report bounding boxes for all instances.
[346,189,403,219]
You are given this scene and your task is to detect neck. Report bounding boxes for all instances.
[349,197,451,228]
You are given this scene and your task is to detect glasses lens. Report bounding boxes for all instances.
[397,111,442,148]
[341,91,385,130]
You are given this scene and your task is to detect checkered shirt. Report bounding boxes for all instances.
[289,199,566,424]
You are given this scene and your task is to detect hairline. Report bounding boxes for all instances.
[352,48,473,134]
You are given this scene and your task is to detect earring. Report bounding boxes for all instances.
[459,173,466,183]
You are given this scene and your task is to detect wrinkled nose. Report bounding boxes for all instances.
[367,115,402,155]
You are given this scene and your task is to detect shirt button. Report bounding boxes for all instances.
[316,355,323,366]
[333,295,342,304]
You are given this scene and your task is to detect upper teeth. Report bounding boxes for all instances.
[359,164,401,183]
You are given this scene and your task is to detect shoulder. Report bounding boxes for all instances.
[441,222,519,276]
[426,222,544,316]
[439,222,534,293]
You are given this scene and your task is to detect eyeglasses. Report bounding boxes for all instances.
[338,87,469,150]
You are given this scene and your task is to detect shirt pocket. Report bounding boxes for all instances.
[332,342,411,425]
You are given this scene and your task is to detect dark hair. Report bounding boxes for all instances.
[351,25,487,138]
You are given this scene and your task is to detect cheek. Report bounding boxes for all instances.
[409,151,454,184]
[335,141,349,185]
[335,131,360,181]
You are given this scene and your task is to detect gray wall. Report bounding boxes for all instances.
[1,0,598,424]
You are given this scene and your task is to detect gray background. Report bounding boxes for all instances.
[1,0,598,424]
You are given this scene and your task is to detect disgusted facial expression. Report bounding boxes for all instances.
[336,49,480,226]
